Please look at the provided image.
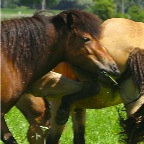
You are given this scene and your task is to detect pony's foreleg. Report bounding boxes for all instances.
[46,123,65,144]
[55,81,99,125]
[72,108,86,144]
[46,98,66,144]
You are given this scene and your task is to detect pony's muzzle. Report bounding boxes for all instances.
[109,63,120,76]
[101,62,120,77]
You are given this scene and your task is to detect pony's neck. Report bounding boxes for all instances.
[25,20,67,85]
[2,15,67,88]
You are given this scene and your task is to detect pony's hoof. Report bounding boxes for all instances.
[55,108,69,125]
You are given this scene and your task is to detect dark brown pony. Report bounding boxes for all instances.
[15,18,144,144]
[1,10,120,144]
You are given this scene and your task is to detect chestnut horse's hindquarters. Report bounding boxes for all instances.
[29,71,82,98]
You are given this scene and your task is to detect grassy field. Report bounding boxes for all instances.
[1,105,125,144]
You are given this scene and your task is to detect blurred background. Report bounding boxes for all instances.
[1,0,144,21]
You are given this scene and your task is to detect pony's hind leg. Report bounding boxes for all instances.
[72,108,86,144]
[55,81,99,125]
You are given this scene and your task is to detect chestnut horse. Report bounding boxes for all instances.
[15,18,144,144]
[1,10,120,144]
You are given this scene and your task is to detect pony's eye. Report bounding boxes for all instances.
[82,37,90,42]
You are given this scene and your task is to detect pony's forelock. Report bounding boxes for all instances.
[55,10,102,38]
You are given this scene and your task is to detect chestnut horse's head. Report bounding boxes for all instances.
[56,10,120,80]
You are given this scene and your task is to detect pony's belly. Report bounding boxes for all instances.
[73,86,122,109]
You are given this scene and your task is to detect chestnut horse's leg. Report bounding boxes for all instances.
[55,81,99,125]
[72,108,86,144]
[16,94,51,144]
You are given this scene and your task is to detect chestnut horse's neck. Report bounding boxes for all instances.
[1,14,66,86]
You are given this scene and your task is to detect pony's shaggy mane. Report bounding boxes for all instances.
[1,12,49,71]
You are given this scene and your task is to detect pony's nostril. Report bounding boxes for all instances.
[111,64,120,75]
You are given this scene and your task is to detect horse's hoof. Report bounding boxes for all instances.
[55,108,69,125]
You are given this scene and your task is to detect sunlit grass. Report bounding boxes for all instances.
[60,105,124,144]
[0,104,126,144]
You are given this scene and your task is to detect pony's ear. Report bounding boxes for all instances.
[66,13,75,30]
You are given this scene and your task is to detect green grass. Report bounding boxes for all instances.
[60,105,124,144]
[0,105,126,144]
